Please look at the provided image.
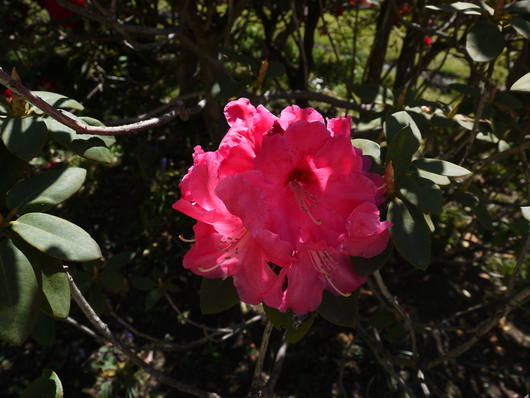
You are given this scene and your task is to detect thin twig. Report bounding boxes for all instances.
[506,232,530,299]
[63,316,105,341]
[425,285,530,369]
[67,272,221,398]
[248,321,274,398]
[262,340,289,398]
[373,270,419,365]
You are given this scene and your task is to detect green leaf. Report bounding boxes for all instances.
[45,117,114,164]
[32,91,84,111]
[101,270,129,292]
[351,241,394,277]
[145,288,163,309]
[200,277,240,314]
[426,2,481,12]
[411,158,471,177]
[0,239,41,346]
[37,251,70,319]
[510,72,530,93]
[493,91,523,109]
[105,251,136,271]
[205,73,248,99]
[388,198,431,270]
[466,20,504,62]
[20,369,63,398]
[522,206,530,222]
[219,48,258,70]
[317,290,358,327]
[369,310,396,328]
[0,139,25,198]
[411,168,451,185]
[384,110,422,144]
[30,313,56,346]
[385,126,420,182]
[132,277,157,291]
[456,190,493,230]
[448,83,481,97]
[510,18,530,40]
[77,117,116,147]
[1,115,48,161]
[352,84,394,106]
[11,213,102,262]
[266,61,286,78]
[399,175,443,214]
[6,167,86,214]
[262,304,315,343]
[351,138,381,159]
[506,1,530,14]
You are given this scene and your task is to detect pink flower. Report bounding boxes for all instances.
[174,99,391,315]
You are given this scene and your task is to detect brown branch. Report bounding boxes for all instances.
[425,285,530,369]
[0,66,189,136]
[247,321,274,398]
[67,272,221,398]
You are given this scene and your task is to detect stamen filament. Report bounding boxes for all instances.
[179,234,196,243]
[309,250,350,297]
[289,181,322,225]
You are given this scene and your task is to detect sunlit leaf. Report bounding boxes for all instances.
[200,277,240,314]
[411,158,471,177]
[426,2,481,12]
[37,250,70,319]
[6,167,86,214]
[11,213,102,262]
[384,110,422,144]
[32,91,84,112]
[511,72,530,93]
[351,138,381,159]
[20,369,63,398]
[521,206,530,222]
[506,1,530,14]
[510,18,530,40]
[1,115,48,161]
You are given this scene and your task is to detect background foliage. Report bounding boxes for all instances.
[1,0,530,397]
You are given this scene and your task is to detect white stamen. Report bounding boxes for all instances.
[309,250,351,297]
[199,231,249,272]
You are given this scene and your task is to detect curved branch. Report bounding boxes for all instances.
[0,66,190,136]
[67,272,221,398]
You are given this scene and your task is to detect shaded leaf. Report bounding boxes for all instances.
[263,305,315,343]
[0,239,41,345]
[6,167,86,214]
[510,17,530,40]
[46,117,114,164]
[132,277,157,291]
[0,139,25,198]
[411,158,471,177]
[399,175,442,214]
[506,1,530,14]
[466,20,504,62]
[200,277,240,314]
[1,115,48,161]
[388,198,431,270]
[351,241,393,277]
[30,313,56,346]
[369,310,396,328]
[101,270,129,292]
[20,369,63,398]
[37,251,70,319]
[384,110,421,144]
[11,213,102,262]
[205,73,248,99]
[317,290,358,327]
[88,286,105,315]
[385,126,420,182]
[266,61,286,78]
[105,251,136,271]
[449,83,481,97]
[352,84,394,106]
[145,288,163,309]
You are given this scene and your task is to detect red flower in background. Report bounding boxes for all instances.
[39,0,86,27]
[423,37,433,45]
[1,89,13,103]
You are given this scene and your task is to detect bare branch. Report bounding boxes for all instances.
[67,272,221,398]
[0,66,189,136]
[262,340,288,398]
[248,321,274,398]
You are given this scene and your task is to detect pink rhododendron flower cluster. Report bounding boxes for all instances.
[173,99,391,315]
